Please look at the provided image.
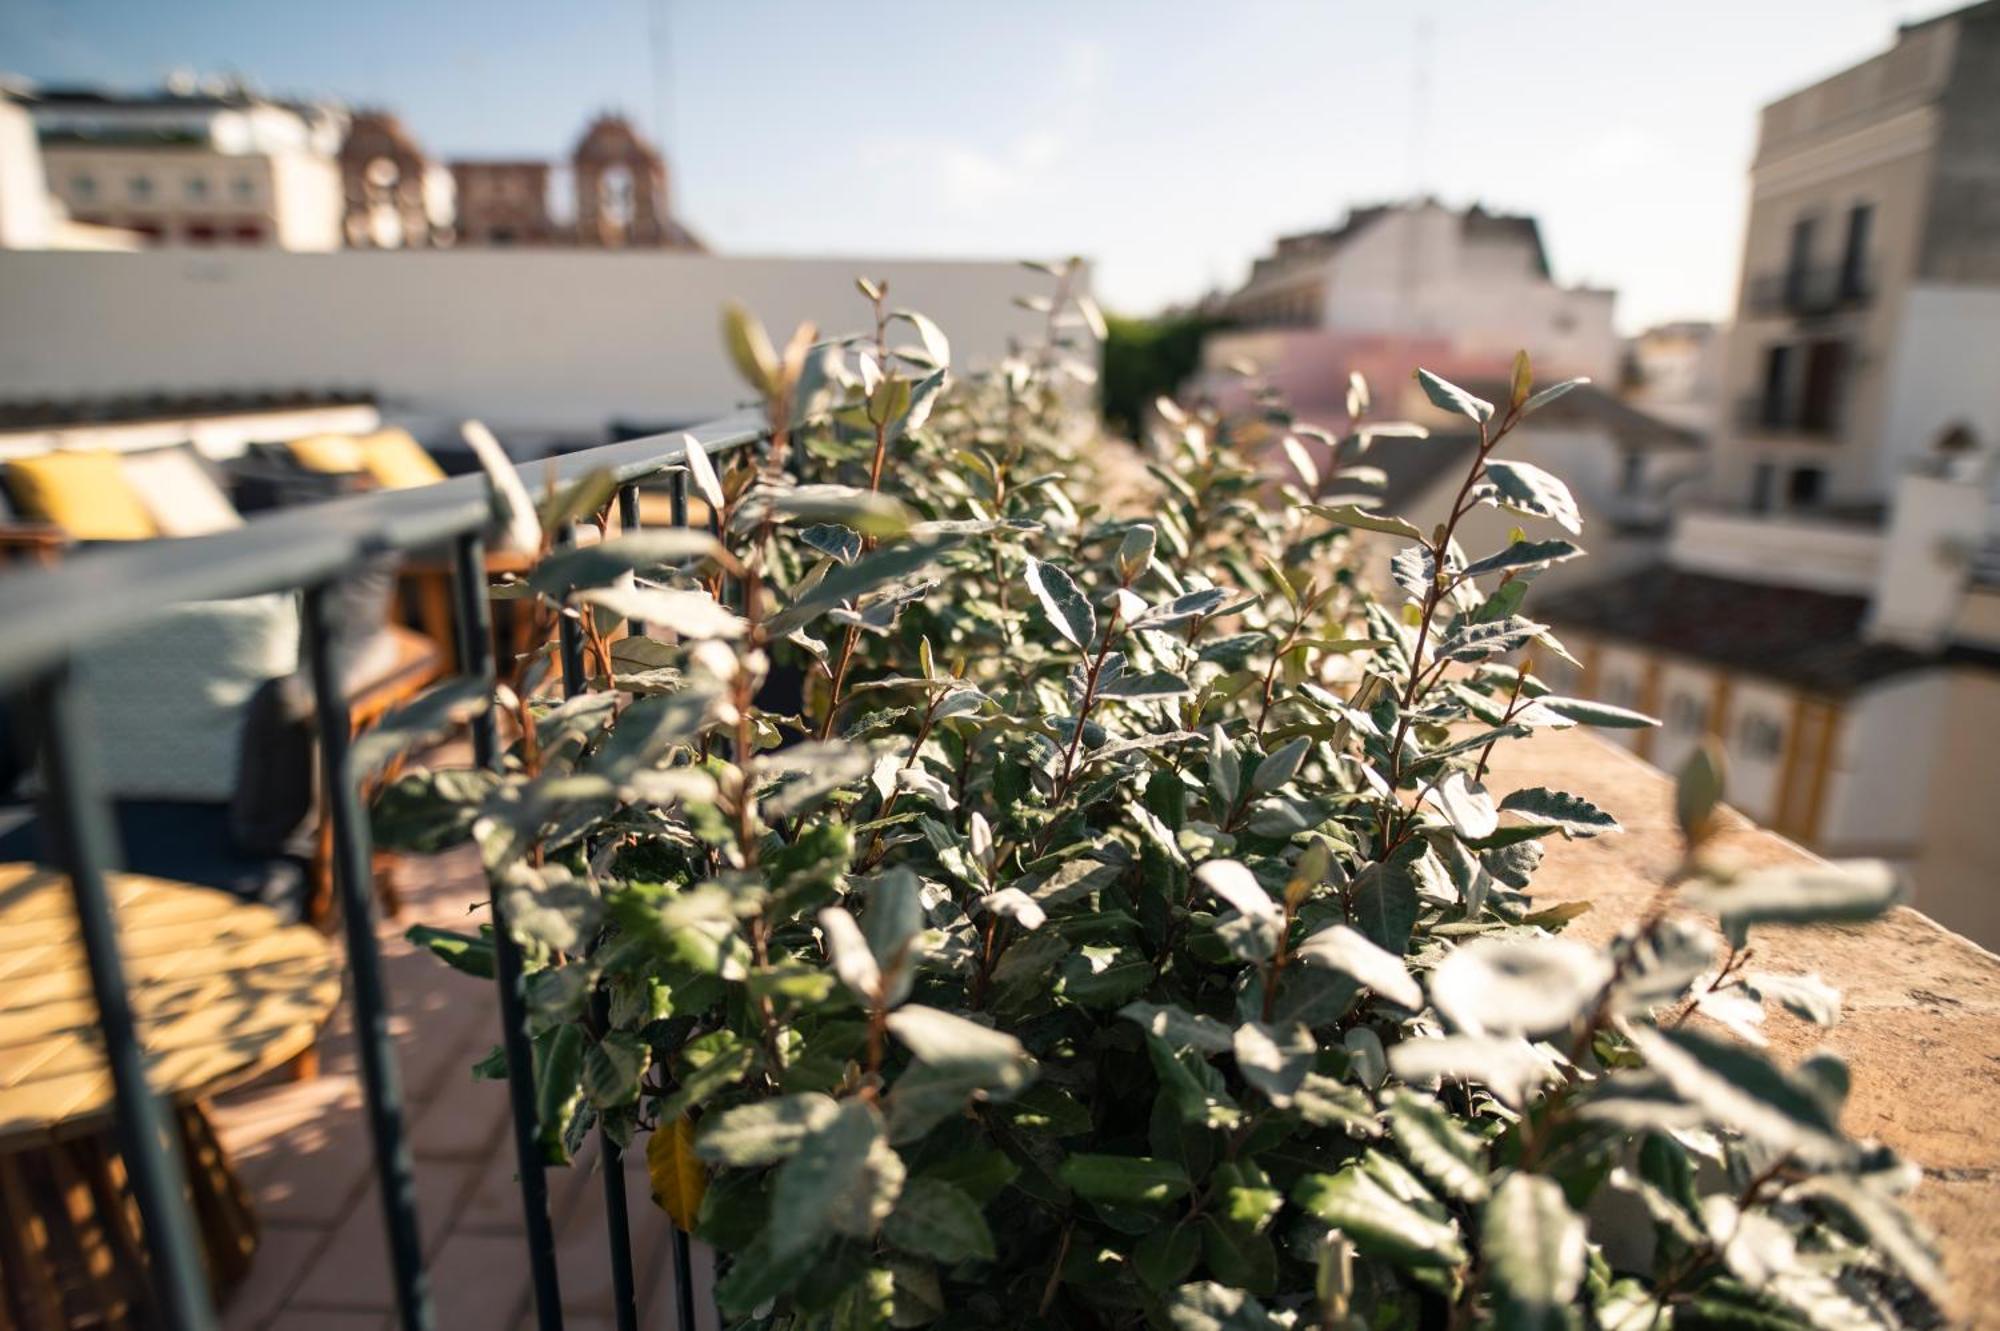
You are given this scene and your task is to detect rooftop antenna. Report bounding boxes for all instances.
[1409,11,1432,203]
[1401,11,1434,331]
[648,0,673,157]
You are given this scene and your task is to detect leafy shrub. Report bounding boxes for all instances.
[380,266,1942,1330]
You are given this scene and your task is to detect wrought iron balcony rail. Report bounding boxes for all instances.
[1744,263,1872,318]
[0,412,766,1331]
[1733,392,1841,437]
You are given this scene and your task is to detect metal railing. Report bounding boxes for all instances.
[1744,263,1871,318]
[1733,391,1842,438]
[0,412,766,1331]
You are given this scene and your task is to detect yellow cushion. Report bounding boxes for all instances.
[287,433,368,474]
[5,450,158,540]
[357,428,446,489]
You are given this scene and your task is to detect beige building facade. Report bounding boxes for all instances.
[22,82,347,251]
[1716,0,2000,514]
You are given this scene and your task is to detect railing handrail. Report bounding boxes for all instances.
[0,410,765,686]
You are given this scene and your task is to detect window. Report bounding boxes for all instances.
[1840,204,1872,299]
[1798,339,1847,434]
[1759,344,1794,427]
[185,175,209,201]
[1785,215,1817,298]
[1750,461,1777,513]
[128,175,154,202]
[70,174,96,200]
[1619,451,1644,496]
[232,176,256,201]
[232,222,264,244]
[1667,691,1707,736]
[1738,712,1785,762]
[184,222,218,246]
[1787,465,1826,508]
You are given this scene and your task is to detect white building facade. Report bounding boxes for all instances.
[17,80,347,251]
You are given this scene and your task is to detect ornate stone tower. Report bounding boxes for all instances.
[449,161,553,246]
[571,114,692,249]
[338,112,438,248]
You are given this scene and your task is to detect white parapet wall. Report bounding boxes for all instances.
[0,250,1067,436]
[1667,507,1885,595]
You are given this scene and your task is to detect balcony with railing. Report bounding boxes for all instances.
[1745,262,1873,319]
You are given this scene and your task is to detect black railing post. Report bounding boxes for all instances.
[452,531,566,1331]
[302,583,433,1331]
[554,525,640,1331]
[658,474,702,1331]
[29,668,216,1331]
[615,483,646,639]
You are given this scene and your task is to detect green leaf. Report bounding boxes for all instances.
[1681,861,1902,942]
[1385,1091,1489,1202]
[996,1082,1093,1136]
[695,1093,841,1166]
[1461,538,1583,579]
[1429,936,1610,1039]
[1199,1215,1278,1295]
[764,484,916,539]
[1427,770,1499,839]
[723,300,779,396]
[883,1006,1035,1137]
[1531,696,1658,729]
[1622,1025,1846,1161]
[1522,377,1589,414]
[1386,1034,1562,1110]
[1498,786,1620,837]
[1437,615,1547,663]
[1349,840,1423,955]
[1056,1154,1191,1206]
[1744,971,1842,1026]
[533,1024,584,1162]
[1024,557,1096,650]
[352,678,491,775]
[583,1031,649,1110]
[1119,1000,1235,1054]
[895,308,952,366]
[767,536,959,636]
[372,768,497,853]
[1482,459,1580,535]
[527,529,724,595]
[1291,1166,1465,1268]
[1146,1034,1243,1129]
[1303,502,1425,542]
[883,1177,995,1263]
[771,1099,900,1259]
[1231,1020,1315,1105]
[575,585,746,639]
[1295,923,1421,1010]
[1483,1173,1587,1328]
[404,924,494,980]
[1058,943,1153,1007]
[1249,735,1311,796]
[1165,1282,1284,1331]
[681,433,725,512]
[654,1030,759,1122]
[1134,1224,1201,1292]
[1676,740,1726,845]
[1415,368,1494,423]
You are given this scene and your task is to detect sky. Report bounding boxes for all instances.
[0,0,1970,332]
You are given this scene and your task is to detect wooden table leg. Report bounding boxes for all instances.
[0,1106,259,1330]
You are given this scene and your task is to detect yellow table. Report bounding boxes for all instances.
[0,863,342,1329]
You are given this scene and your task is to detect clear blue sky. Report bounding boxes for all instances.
[1,0,1966,330]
